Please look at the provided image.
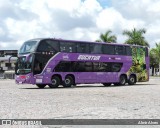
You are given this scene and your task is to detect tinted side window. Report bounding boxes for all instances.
[93,62,100,72]
[90,44,102,54]
[54,61,123,72]
[60,42,76,53]
[77,43,90,53]
[102,45,115,55]
[37,40,59,52]
[54,61,72,72]
[112,63,123,72]
[126,46,132,56]
[85,62,93,72]
[93,62,112,72]
[34,54,53,74]
[74,62,85,72]
[101,62,112,72]
[115,46,125,55]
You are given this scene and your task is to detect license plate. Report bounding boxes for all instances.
[36,79,42,83]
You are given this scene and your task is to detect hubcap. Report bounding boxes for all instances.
[130,77,135,83]
[52,79,57,85]
[121,79,125,84]
[121,77,125,84]
[65,79,70,84]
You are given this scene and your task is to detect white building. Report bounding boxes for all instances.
[0,50,17,79]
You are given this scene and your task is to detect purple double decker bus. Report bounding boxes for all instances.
[15,38,149,88]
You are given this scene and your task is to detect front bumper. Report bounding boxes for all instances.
[15,73,52,85]
[15,73,35,84]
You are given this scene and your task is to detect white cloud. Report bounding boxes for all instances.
[0,27,5,36]
[96,8,124,30]
[46,0,81,12]
[0,0,160,50]
[147,1,160,13]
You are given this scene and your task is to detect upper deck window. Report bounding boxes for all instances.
[126,46,132,56]
[19,41,38,54]
[60,42,76,53]
[77,43,90,53]
[102,44,115,55]
[115,46,125,55]
[90,44,103,54]
[37,40,59,53]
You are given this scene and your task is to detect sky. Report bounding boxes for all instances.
[0,0,160,50]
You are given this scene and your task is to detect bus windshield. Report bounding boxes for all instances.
[19,41,38,54]
[15,56,32,75]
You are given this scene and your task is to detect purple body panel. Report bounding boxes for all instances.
[15,52,135,85]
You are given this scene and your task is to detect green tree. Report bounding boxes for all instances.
[149,48,159,76]
[123,28,149,47]
[151,43,160,76]
[96,30,117,43]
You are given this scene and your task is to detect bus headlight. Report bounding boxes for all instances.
[26,75,30,79]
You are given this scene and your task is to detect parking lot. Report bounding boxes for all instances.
[0,77,160,120]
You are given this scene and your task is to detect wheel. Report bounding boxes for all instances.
[49,76,60,88]
[128,75,136,85]
[103,83,111,87]
[119,75,127,85]
[63,76,74,88]
[36,84,46,88]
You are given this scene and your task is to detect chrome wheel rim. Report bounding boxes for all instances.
[65,79,70,84]
[52,79,57,85]
[130,77,135,83]
[121,77,125,84]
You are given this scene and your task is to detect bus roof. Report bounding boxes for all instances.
[26,38,148,48]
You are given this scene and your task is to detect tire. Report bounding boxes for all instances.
[103,83,111,87]
[36,84,46,88]
[119,75,127,85]
[63,76,74,88]
[128,75,136,85]
[49,76,60,88]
